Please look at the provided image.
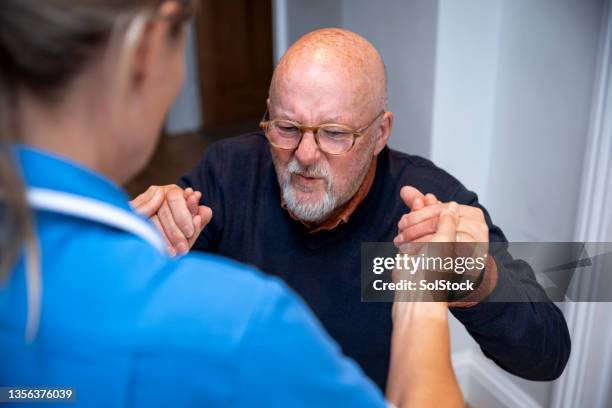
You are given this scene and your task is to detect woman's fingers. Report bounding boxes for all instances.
[151,214,176,257]
[431,202,459,243]
[130,186,164,218]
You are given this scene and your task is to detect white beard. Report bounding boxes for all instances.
[280,158,338,223]
[278,154,373,223]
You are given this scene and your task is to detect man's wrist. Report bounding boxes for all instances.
[449,255,499,308]
[448,263,486,302]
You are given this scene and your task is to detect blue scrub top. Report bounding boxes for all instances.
[0,146,387,407]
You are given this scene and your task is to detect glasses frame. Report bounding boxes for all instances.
[259,109,386,155]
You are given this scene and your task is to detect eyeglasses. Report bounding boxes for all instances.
[259,110,385,155]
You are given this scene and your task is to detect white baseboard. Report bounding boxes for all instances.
[452,350,542,408]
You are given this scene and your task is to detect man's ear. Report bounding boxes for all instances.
[373,111,393,155]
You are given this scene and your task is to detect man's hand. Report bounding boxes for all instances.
[394,186,489,245]
[394,186,490,301]
[130,185,212,257]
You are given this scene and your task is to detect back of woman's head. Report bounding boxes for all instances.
[0,0,161,277]
[0,0,195,338]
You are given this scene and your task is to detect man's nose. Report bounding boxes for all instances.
[294,130,321,165]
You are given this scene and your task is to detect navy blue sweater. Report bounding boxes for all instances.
[180,132,570,389]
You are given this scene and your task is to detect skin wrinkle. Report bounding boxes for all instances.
[268,28,390,225]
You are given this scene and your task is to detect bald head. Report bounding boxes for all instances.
[269,28,387,119]
[266,30,394,225]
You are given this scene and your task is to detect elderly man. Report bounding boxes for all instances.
[132,28,570,389]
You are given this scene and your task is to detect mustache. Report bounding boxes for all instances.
[286,159,330,179]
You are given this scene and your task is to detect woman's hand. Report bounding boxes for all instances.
[386,202,465,408]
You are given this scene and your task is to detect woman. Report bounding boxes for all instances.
[0,1,463,406]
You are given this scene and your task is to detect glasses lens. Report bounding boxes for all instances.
[269,120,301,149]
[318,126,354,154]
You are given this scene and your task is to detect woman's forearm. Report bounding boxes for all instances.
[386,302,464,408]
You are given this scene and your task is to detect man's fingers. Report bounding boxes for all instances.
[167,187,195,238]
[398,203,447,229]
[396,202,486,245]
[399,202,484,230]
[412,234,435,243]
[186,194,199,216]
[183,189,203,217]
[455,204,484,220]
[400,186,426,211]
[431,202,459,242]
[198,205,213,229]
[151,214,177,257]
[130,186,164,218]
[184,187,199,215]
[424,193,438,206]
[456,218,488,243]
[187,215,202,248]
[158,200,189,254]
[396,217,438,244]
[185,206,213,249]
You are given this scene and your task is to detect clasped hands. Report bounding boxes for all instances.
[129,184,489,258]
[394,186,489,248]
[392,186,490,306]
[130,185,212,256]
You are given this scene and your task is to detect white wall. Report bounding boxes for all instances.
[552,3,612,405]
[431,0,502,200]
[342,0,437,158]
[484,0,604,242]
[431,0,605,406]
[273,0,342,63]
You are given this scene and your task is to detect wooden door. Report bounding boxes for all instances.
[195,0,274,128]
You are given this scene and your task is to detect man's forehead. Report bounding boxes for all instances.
[270,68,374,123]
[278,62,358,92]
[269,95,366,125]
[273,108,347,124]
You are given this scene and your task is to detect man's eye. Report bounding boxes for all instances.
[322,129,351,138]
[277,124,299,133]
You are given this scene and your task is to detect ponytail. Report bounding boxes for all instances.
[0,56,42,342]
[0,65,32,283]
